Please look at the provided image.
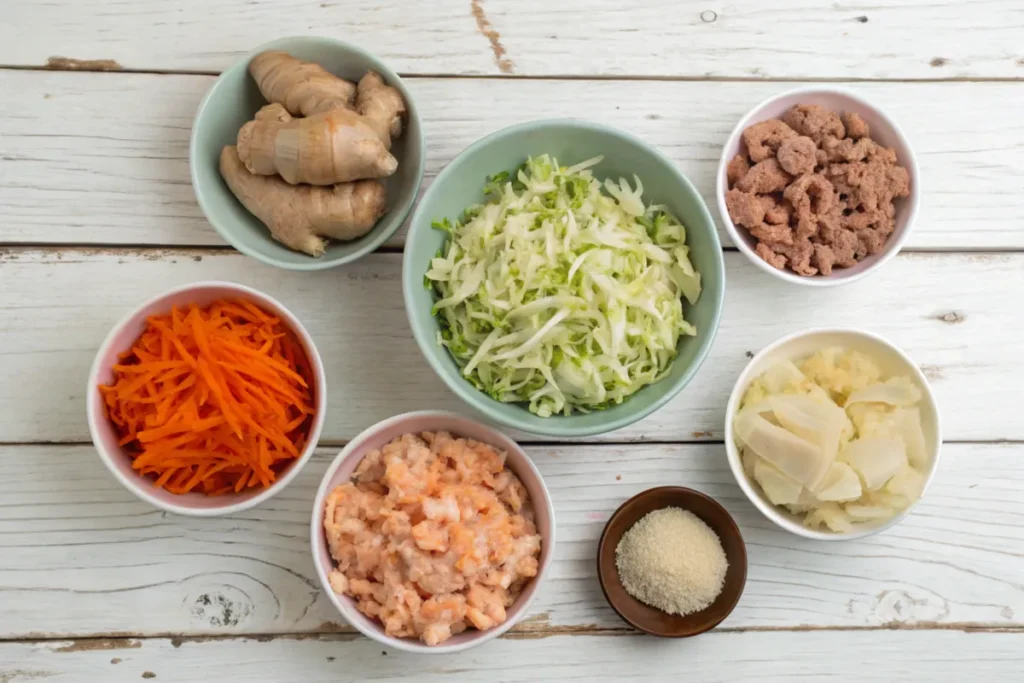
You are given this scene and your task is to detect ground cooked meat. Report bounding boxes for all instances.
[842,112,870,139]
[725,189,768,228]
[735,158,791,193]
[742,119,797,162]
[726,154,751,187]
[782,104,845,142]
[776,136,817,176]
[726,102,911,277]
[764,199,792,226]
[755,242,787,270]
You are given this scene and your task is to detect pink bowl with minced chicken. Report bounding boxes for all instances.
[310,411,556,654]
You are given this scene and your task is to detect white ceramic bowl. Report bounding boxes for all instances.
[310,411,556,654]
[86,281,326,516]
[724,328,941,540]
[717,87,920,287]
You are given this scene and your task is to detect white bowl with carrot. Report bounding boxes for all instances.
[87,281,326,516]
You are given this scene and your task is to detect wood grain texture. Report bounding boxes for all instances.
[4,630,1024,682]
[2,70,1023,249]
[5,0,1024,77]
[0,443,1020,639]
[0,249,1017,444]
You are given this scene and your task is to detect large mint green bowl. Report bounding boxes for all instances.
[402,120,726,437]
[190,36,425,270]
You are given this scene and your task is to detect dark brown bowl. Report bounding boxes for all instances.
[597,486,747,637]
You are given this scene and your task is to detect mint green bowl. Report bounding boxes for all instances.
[189,36,425,270]
[402,120,725,437]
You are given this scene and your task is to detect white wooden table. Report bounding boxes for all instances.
[2,2,1023,680]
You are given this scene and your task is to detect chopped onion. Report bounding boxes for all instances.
[841,436,907,491]
[752,457,804,505]
[893,407,928,469]
[734,411,831,489]
[805,503,853,533]
[813,462,863,502]
[846,379,922,407]
[844,504,893,521]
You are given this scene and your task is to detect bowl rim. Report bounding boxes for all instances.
[309,410,557,653]
[402,117,726,437]
[189,35,426,271]
[716,85,921,287]
[596,485,747,637]
[723,327,943,540]
[86,280,327,516]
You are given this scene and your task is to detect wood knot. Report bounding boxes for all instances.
[930,57,949,67]
[937,311,965,324]
[854,15,868,23]
[700,10,717,22]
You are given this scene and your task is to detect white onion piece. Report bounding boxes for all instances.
[759,360,806,393]
[813,462,863,502]
[846,380,922,407]
[845,504,893,520]
[893,407,928,468]
[735,412,830,489]
[805,503,853,532]
[886,466,925,501]
[737,400,777,427]
[741,448,758,479]
[842,437,907,490]
[770,394,848,461]
[752,457,804,505]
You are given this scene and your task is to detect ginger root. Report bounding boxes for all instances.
[355,71,406,149]
[249,51,356,117]
[219,146,387,257]
[237,103,398,185]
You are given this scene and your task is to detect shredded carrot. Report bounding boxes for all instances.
[99,299,315,496]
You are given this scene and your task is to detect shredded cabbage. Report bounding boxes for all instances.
[426,155,701,417]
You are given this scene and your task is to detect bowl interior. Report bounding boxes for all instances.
[597,487,747,636]
[311,412,554,653]
[403,120,725,437]
[190,36,425,270]
[88,283,325,513]
[718,89,919,285]
[724,329,941,539]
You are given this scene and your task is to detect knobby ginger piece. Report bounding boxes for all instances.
[219,146,386,257]
[237,105,398,185]
[249,50,357,116]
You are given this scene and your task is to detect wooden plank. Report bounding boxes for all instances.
[2,70,1023,250]
[2,630,1022,682]
[5,0,1024,78]
[0,249,1017,444]
[0,443,1020,638]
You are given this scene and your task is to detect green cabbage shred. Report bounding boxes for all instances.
[426,154,701,417]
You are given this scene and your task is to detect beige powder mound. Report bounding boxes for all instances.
[615,507,728,616]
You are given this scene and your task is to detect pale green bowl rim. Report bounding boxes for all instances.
[402,118,725,437]
[189,35,426,271]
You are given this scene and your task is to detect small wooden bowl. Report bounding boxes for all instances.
[597,486,747,637]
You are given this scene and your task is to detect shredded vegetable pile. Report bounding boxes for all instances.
[100,300,315,495]
[426,155,702,417]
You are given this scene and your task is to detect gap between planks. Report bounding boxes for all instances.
[6,621,1022,649]
[4,63,1024,83]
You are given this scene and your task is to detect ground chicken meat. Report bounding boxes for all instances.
[755,242,787,270]
[742,119,798,162]
[776,136,817,176]
[735,157,792,193]
[782,104,845,142]
[842,111,870,139]
[726,154,751,186]
[729,103,911,277]
[725,189,768,228]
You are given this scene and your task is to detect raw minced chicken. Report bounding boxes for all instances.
[323,431,542,645]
